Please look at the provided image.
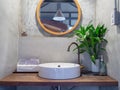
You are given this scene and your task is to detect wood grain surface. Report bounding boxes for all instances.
[0,73,118,86]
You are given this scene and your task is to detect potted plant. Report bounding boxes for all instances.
[74,22,108,72]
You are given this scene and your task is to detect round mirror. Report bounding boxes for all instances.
[36,0,82,36]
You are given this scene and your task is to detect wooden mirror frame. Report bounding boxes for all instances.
[36,0,82,36]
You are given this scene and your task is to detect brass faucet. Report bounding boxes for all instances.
[67,42,80,65]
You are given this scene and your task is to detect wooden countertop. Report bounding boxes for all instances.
[0,73,118,86]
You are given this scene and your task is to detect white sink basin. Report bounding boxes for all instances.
[38,63,80,79]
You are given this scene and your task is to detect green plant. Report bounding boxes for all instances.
[74,23,108,64]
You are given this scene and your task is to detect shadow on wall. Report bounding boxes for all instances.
[0,86,16,90]
[12,86,119,90]
[0,86,118,90]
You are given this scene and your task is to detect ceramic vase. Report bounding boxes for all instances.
[91,59,100,73]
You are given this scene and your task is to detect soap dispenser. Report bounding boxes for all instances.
[99,55,107,76]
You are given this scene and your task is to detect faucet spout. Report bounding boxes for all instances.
[67,42,80,65]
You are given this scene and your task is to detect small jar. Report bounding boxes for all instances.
[99,55,107,76]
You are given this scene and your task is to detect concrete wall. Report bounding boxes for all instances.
[18,0,98,90]
[96,0,120,89]
[0,0,20,79]
[19,0,96,71]
[0,0,119,90]
[20,0,96,36]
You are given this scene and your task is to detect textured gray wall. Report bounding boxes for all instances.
[0,0,119,90]
[20,0,96,36]
[19,0,96,71]
[0,0,20,79]
[18,0,98,90]
[96,0,120,89]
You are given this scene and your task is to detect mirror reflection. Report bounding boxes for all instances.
[36,0,81,35]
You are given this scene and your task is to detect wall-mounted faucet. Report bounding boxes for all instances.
[67,42,80,65]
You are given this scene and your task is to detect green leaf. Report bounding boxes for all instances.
[91,55,96,64]
[72,22,108,63]
[80,49,86,53]
[101,48,106,51]
[102,39,108,43]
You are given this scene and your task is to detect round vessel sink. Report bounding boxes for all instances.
[38,63,80,79]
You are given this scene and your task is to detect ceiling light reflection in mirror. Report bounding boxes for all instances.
[36,0,82,36]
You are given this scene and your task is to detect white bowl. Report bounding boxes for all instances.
[38,63,80,79]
